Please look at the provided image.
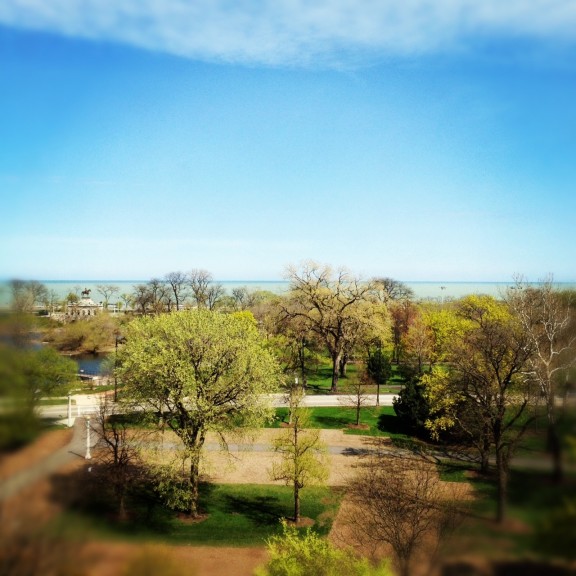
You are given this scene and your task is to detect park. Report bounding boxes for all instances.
[1,268,576,575]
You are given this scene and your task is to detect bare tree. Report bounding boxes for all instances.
[147,278,172,313]
[96,284,119,309]
[165,271,189,311]
[9,279,48,314]
[188,269,213,308]
[507,275,576,482]
[339,371,373,426]
[92,395,148,520]
[131,284,153,315]
[345,451,463,576]
[42,288,61,316]
[231,286,250,310]
[206,282,225,310]
[372,277,414,303]
[119,292,133,313]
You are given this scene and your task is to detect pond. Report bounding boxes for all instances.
[72,353,110,377]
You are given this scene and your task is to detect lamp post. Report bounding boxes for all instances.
[85,416,92,460]
[114,333,126,402]
[67,392,72,428]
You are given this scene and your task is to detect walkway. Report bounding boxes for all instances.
[0,417,97,501]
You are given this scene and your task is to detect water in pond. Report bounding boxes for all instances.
[72,353,109,376]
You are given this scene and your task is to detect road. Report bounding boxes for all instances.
[39,393,399,425]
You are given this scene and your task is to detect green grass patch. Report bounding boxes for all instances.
[60,484,341,547]
[445,463,576,560]
[438,461,472,483]
[270,406,409,440]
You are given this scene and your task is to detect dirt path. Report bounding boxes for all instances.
[0,426,375,576]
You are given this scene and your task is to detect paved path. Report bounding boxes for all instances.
[0,417,98,501]
[39,393,399,424]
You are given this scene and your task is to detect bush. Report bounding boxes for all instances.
[256,520,392,576]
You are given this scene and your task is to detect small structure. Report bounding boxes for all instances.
[66,289,103,318]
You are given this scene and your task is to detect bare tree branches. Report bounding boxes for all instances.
[345,450,464,576]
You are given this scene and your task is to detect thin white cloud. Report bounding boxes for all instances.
[0,1,575,65]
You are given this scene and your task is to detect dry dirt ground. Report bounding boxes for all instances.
[0,427,375,576]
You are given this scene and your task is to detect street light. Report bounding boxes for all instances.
[85,416,92,460]
[67,392,72,428]
[114,334,127,402]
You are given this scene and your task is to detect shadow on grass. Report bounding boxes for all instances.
[377,413,404,435]
[47,462,178,537]
[314,415,352,428]
[223,494,285,526]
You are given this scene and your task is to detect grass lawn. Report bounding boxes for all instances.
[438,460,576,560]
[304,361,403,395]
[59,484,342,547]
[270,405,410,441]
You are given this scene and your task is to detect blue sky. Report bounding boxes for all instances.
[1,1,575,282]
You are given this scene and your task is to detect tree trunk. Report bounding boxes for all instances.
[547,420,563,483]
[479,434,491,474]
[118,491,127,522]
[331,352,341,393]
[294,482,300,523]
[495,448,508,524]
[187,430,206,518]
[544,395,563,483]
[339,353,348,378]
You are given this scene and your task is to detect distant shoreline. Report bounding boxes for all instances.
[1,279,575,308]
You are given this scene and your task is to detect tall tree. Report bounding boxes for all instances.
[0,345,77,449]
[283,262,385,392]
[372,277,414,303]
[9,279,48,314]
[164,271,189,311]
[271,389,328,523]
[117,309,280,517]
[147,278,172,313]
[507,276,576,482]
[188,269,213,308]
[402,310,434,374]
[131,284,153,315]
[423,295,535,523]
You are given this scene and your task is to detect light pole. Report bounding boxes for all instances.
[85,416,92,460]
[114,333,126,402]
[67,392,72,428]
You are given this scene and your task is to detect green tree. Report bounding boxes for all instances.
[392,375,431,439]
[365,343,393,406]
[0,345,77,449]
[402,308,434,375]
[271,390,328,523]
[283,262,386,392]
[117,309,280,517]
[423,295,535,522]
[256,520,392,576]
